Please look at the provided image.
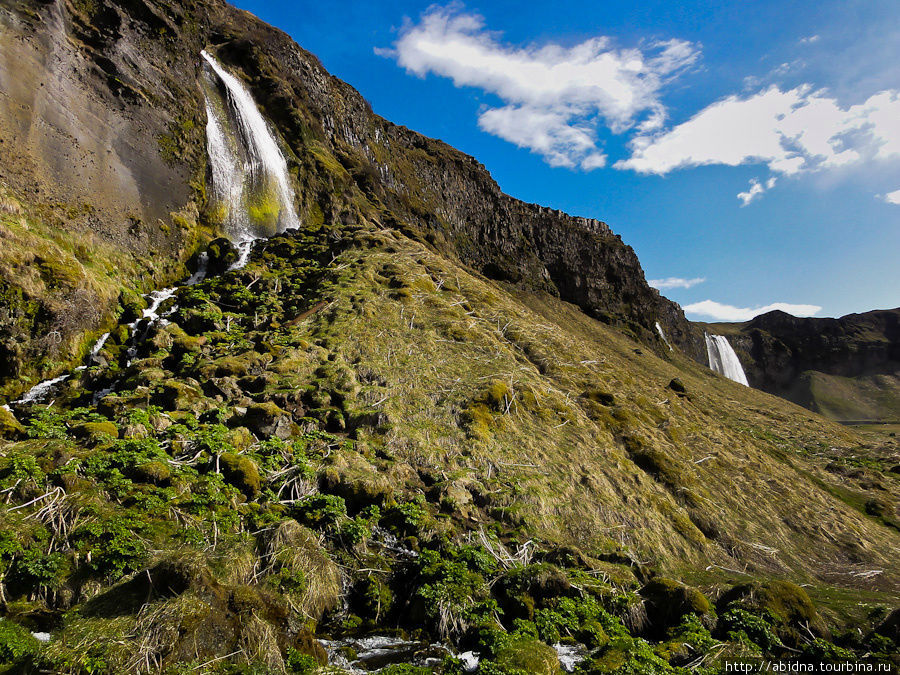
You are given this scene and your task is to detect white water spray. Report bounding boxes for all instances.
[705,333,749,386]
[655,321,674,351]
[14,374,70,404]
[200,49,300,242]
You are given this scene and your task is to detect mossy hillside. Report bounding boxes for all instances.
[0,1,227,397]
[0,219,896,672]
[0,185,199,397]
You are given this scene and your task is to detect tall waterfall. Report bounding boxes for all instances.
[705,333,749,386]
[200,49,300,241]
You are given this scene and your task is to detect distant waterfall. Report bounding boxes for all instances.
[705,334,749,386]
[200,49,300,241]
[655,321,674,351]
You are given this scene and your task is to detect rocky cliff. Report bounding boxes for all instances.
[0,0,702,400]
[704,308,900,420]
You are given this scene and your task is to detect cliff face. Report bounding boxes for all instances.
[0,0,702,397]
[707,309,900,420]
[205,4,704,354]
[0,0,211,392]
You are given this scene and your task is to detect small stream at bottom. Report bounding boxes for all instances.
[318,635,585,673]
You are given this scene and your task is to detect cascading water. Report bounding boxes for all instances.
[655,321,674,351]
[4,52,297,409]
[705,333,749,386]
[200,49,300,242]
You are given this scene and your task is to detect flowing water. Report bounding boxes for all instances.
[705,333,749,386]
[655,321,674,351]
[200,49,300,242]
[319,635,458,673]
[9,50,296,409]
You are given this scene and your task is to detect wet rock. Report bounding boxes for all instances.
[239,401,297,440]
[205,237,239,274]
[0,406,25,438]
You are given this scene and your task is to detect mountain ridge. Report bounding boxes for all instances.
[0,1,897,673]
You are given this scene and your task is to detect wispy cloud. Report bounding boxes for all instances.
[378,4,699,169]
[737,177,777,206]
[881,189,900,205]
[648,276,706,290]
[684,299,822,322]
[617,87,900,181]
[799,34,820,45]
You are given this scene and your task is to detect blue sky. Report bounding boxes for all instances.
[231,0,900,321]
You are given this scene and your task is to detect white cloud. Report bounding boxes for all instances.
[737,177,777,206]
[648,276,706,290]
[799,35,820,45]
[379,5,699,169]
[684,299,822,322]
[883,189,900,205]
[617,87,900,181]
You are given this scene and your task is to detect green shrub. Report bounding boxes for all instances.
[720,608,782,652]
[0,620,41,665]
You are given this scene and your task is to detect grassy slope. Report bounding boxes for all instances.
[1,219,896,672]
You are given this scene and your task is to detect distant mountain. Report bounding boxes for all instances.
[702,308,900,421]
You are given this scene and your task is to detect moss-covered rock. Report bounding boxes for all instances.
[70,420,119,443]
[0,406,26,438]
[718,580,826,637]
[205,237,238,274]
[320,450,392,511]
[640,578,711,635]
[492,638,560,674]
[583,636,674,674]
[133,460,171,486]
[240,401,297,440]
[118,288,147,324]
[155,379,207,412]
[220,453,261,498]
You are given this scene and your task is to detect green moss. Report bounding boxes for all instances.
[488,637,560,674]
[133,461,171,486]
[640,578,711,633]
[0,407,25,438]
[219,453,261,499]
[71,420,119,443]
[584,636,675,675]
[246,187,281,236]
[721,580,822,633]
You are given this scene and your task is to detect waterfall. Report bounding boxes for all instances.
[655,321,674,351]
[705,333,749,386]
[200,49,300,242]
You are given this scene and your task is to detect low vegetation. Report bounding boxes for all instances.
[0,219,897,673]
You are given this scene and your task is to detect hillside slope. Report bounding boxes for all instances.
[0,221,898,672]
